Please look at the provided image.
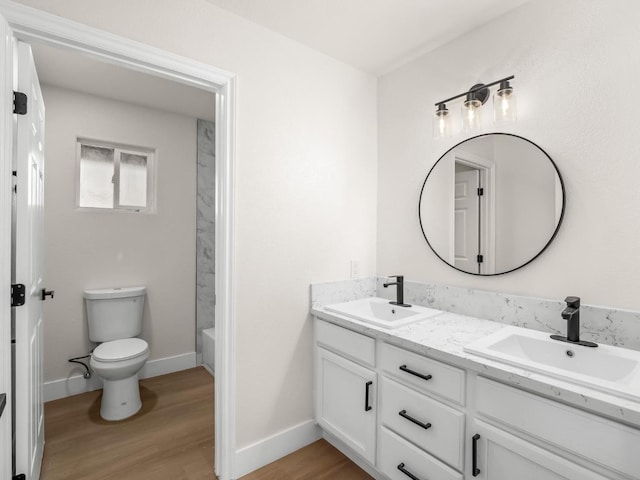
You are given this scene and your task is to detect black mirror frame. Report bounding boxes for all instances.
[418,132,566,276]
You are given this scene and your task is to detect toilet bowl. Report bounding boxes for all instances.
[90,338,150,420]
[84,286,149,421]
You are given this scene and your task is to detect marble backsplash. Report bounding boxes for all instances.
[310,277,640,351]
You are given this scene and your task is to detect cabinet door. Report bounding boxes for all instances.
[470,420,610,480]
[316,347,376,464]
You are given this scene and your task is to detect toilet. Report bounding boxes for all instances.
[83,286,150,421]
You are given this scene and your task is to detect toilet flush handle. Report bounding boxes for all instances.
[41,288,55,301]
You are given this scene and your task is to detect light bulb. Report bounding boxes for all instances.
[494,80,517,123]
[462,96,482,132]
[433,103,452,139]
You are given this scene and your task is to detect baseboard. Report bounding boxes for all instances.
[44,351,197,402]
[322,431,385,480]
[202,363,214,377]
[139,352,197,379]
[234,419,321,478]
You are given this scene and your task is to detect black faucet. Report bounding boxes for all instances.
[550,296,597,348]
[382,275,411,307]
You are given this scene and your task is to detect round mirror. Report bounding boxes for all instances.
[419,133,565,275]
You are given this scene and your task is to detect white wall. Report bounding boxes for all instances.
[41,85,197,382]
[378,0,640,310]
[17,0,379,452]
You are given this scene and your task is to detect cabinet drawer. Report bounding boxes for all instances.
[316,320,375,366]
[381,376,465,470]
[476,377,640,478]
[378,427,463,480]
[380,342,465,405]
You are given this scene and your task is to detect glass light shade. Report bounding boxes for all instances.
[462,98,482,132]
[494,83,517,123]
[433,105,452,139]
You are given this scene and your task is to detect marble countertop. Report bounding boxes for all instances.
[311,302,640,428]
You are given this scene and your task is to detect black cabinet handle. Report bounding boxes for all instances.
[399,409,431,430]
[0,393,5,419]
[399,364,432,381]
[397,463,421,480]
[364,381,373,411]
[472,433,481,477]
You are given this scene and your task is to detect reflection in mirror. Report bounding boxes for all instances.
[419,133,564,275]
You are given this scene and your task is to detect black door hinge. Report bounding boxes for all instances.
[13,91,27,115]
[477,187,484,196]
[13,474,26,480]
[11,284,26,307]
[477,254,484,264]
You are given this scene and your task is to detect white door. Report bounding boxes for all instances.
[14,41,46,480]
[316,347,376,464]
[454,168,480,273]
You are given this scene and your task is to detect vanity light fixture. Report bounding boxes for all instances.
[434,75,515,137]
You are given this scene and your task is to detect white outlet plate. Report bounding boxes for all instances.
[350,260,360,278]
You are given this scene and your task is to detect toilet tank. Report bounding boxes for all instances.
[83,286,146,342]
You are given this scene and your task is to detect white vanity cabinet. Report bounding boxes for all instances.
[315,321,377,464]
[314,317,640,480]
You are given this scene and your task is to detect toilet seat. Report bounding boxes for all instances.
[93,338,149,363]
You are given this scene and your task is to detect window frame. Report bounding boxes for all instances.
[76,138,157,214]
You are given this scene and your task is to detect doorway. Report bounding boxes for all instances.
[0,7,236,480]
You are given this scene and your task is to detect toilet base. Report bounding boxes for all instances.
[100,374,142,421]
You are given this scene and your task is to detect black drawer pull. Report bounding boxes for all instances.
[397,463,421,480]
[364,381,373,411]
[472,433,481,477]
[399,364,432,381]
[399,409,431,430]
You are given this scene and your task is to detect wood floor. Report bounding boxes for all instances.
[41,367,371,480]
[240,439,371,480]
[41,367,215,480]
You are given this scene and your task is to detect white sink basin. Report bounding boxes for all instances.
[464,326,640,401]
[323,297,442,329]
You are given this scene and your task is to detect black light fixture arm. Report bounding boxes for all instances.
[435,75,515,107]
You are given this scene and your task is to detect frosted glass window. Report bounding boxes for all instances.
[119,152,148,207]
[79,145,114,208]
[77,139,155,213]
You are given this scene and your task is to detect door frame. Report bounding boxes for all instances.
[453,150,496,274]
[0,2,237,479]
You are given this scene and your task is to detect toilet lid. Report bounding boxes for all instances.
[93,338,149,362]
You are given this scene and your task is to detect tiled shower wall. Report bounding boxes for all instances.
[196,119,215,363]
